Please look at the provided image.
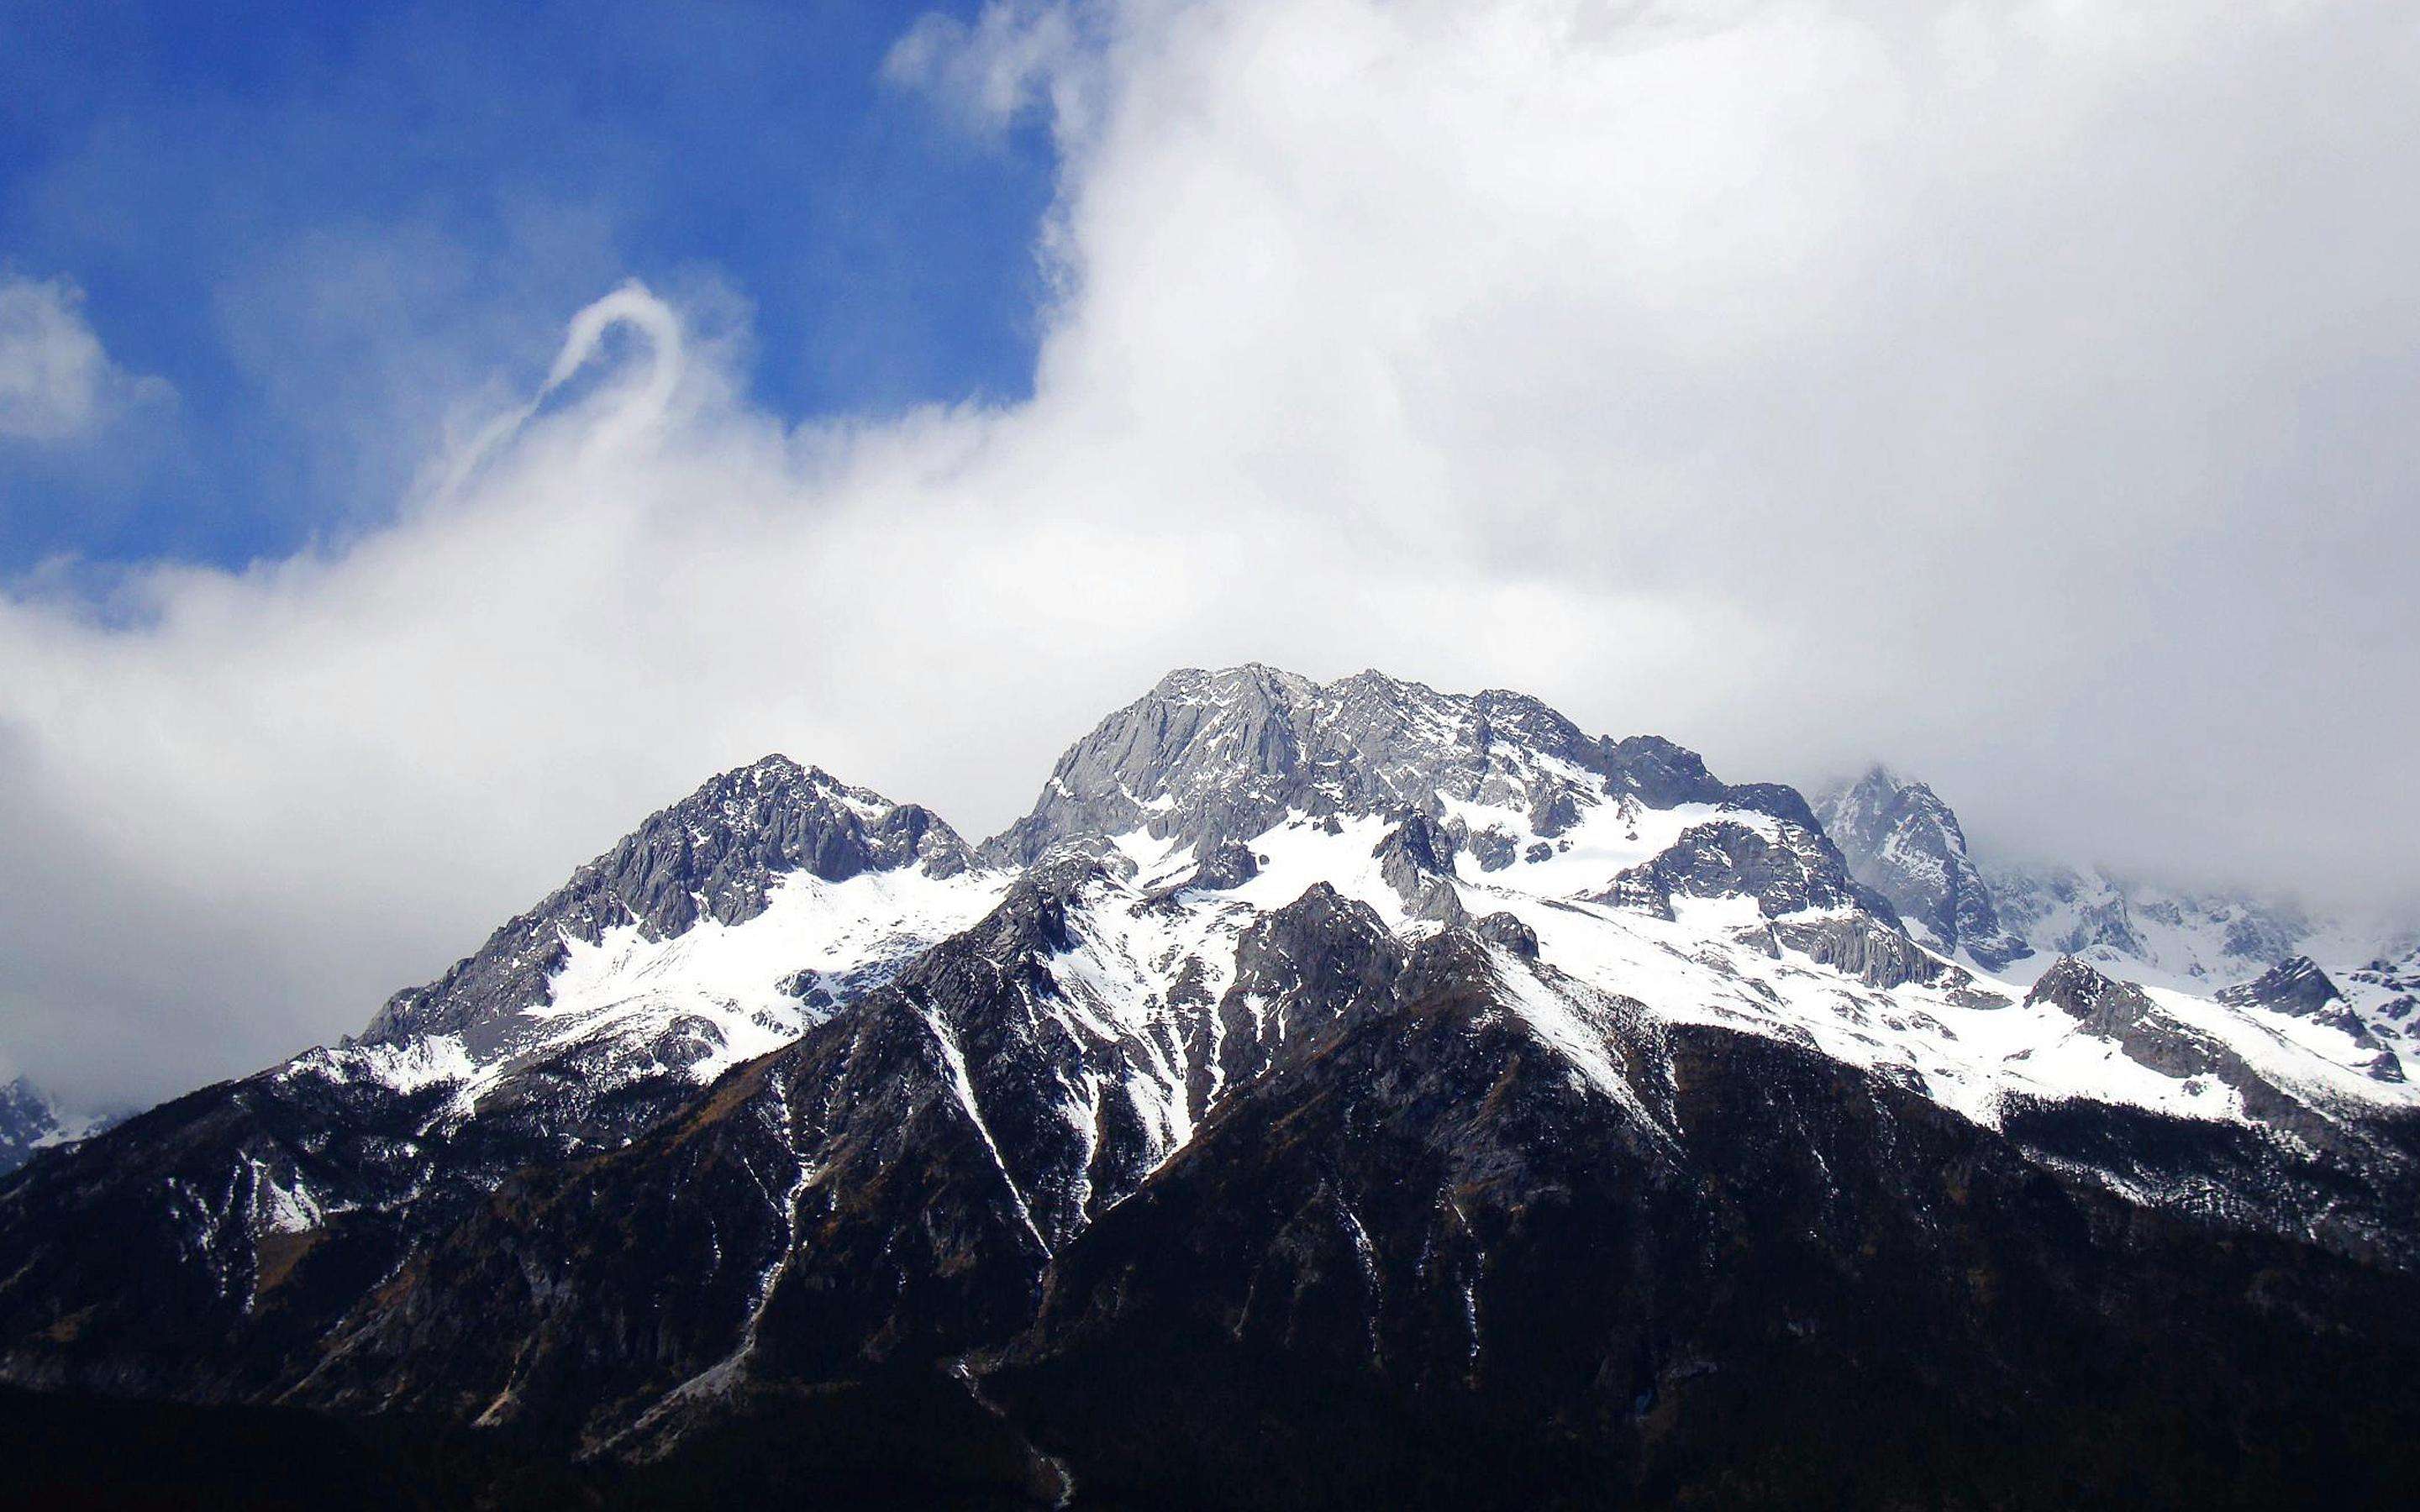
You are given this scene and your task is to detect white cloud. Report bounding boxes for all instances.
[5,0,2420,1105]
[884,0,1100,140]
[0,275,170,444]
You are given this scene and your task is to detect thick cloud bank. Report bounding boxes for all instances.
[5,0,2418,1105]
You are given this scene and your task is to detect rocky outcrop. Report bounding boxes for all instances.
[1203,885,1406,1106]
[2218,956,2403,1082]
[983,667,1621,865]
[1817,766,2029,969]
[366,756,971,1051]
[0,1078,73,1177]
[1181,838,1260,891]
[1472,911,1539,959]
[2027,956,2276,1101]
[1602,819,1874,921]
[2027,954,2159,1034]
[1372,813,1466,925]
[2220,956,2360,1030]
[2223,955,2343,1015]
[982,666,1827,871]
[1770,914,1961,990]
[2023,957,2407,1151]
[1463,826,1519,872]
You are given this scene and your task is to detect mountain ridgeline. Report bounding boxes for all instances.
[4,666,2418,1509]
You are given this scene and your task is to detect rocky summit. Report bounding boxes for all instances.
[5,666,2420,1509]
[0,1076,82,1178]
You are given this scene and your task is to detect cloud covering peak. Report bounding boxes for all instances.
[5,0,2420,1105]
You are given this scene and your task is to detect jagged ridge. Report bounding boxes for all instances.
[5,665,2420,1509]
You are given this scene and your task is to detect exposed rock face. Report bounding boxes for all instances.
[1990,862,2152,959]
[367,756,971,1052]
[1464,827,1518,872]
[2217,956,2402,1080]
[1602,818,1877,922]
[1598,734,1730,810]
[0,1079,71,1177]
[2027,954,2159,1032]
[2023,956,2262,1094]
[1371,812,1467,924]
[1817,765,2029,969]
[2018,957,2419,1198]
[1818,767,2413,1070]
[1471,911,1539,959]
[1205,885,1407,1105]
[2220,955,2356,1027]
[1768,914,1962,991]
[7,665,2420,1509]
[1182,837,1260,891]
[982,665,1800,869]
[987,958,2420,1512]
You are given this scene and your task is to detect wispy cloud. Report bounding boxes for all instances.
[0,276,171,444]
[884,0,1102,142]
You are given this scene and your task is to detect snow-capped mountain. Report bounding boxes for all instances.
[0,756,997,1362]
[0,1074,87,1176]
[1819,762,2417,1081]
[1812,765,2031,969]
[4,667,2418,1509]
[350,753,992,1153]
[0,1040,108,1176]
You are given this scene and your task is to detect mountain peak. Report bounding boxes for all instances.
[1818,761,2028,970]
[13,666,2420,1506]
[0,1076,71,1175]
[364,759,971,1048]
[1840,760,1906,796]
[2214,956,2385,1068]
[2218,954,2344,1016]
[1145,661,1318,706]
[981,664,1689,869]
[2024,953,2154,1031]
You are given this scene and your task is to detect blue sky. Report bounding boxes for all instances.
[0,0,1055,571]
